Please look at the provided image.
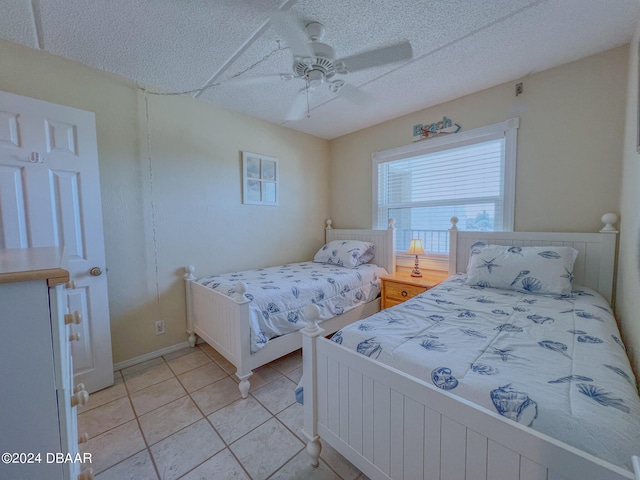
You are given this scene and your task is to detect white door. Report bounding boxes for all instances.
[0,90,113,393]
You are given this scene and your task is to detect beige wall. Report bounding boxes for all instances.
[328,46,628,234]
[328,44,638,375]
[0,39,331,364]
[616,18,640,379]
[1,37,635,371]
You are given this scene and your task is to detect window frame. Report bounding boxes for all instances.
[372,117,519,254]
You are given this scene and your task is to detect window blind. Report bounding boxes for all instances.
[376,136,511,254]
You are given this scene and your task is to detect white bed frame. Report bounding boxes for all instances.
[301,220,636,480]
[184,220,395,398]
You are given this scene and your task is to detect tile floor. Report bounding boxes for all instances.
[78,343,368,480]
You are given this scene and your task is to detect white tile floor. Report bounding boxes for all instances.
[78,344,368,480]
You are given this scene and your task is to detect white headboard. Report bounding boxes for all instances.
[325,219,396,274]
[449,228,618,305]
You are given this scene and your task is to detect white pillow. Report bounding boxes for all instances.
[313,240,375,268]
[465,243,578,295]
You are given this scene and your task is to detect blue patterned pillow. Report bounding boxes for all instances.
[313,240,375,268]
[465,243,578,294]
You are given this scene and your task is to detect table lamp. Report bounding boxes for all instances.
[407,239,425,277]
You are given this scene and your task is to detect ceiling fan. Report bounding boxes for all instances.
[231,14,413,121]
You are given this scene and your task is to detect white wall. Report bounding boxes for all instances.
[0,38,331,364]
[616,16,640,379]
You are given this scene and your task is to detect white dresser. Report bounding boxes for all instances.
[0,247,92,480]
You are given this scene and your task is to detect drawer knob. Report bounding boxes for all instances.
[64,311,82,325]
[401,290,408,297]
[70,332,81,342]
[74,383,85,393]
[71,390,89,407]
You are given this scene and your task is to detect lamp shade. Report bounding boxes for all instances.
[407,238,425,256]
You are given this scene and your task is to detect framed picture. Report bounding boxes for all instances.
[242,151,279,205]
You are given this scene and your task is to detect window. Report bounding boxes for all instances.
[373,118,518,255]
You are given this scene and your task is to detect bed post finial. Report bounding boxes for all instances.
[325,219,333,230]
[302,304,322,334]
[450,217,458,231]
[388,218,395,230]
[233,282,248,302]
[600,213,619,233]
[184,265,196,280]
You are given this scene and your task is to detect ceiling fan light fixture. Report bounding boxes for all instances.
[306,69,325,88]
[293,41,337,76]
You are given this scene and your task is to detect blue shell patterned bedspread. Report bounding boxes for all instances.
[332,274,640,471]
[198,262,387,353]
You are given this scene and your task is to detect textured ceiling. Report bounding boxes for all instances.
[2,0,639,139]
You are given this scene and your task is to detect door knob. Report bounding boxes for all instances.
[89,267,102,276]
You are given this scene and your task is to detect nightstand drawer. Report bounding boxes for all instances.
[384,281,427,301]
[381,273,446,309]
[383,298,405,309]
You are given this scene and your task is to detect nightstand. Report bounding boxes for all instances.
[381,272,446,309]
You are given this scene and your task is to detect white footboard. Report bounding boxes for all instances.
[184,269,254,396]
[187,280,251,369]
[301,331,634,480]
[184,266,383,399]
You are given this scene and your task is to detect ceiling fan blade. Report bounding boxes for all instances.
[335,40,412,73]
[269,11,313,58]
[223,73,293,86]
[284,89,312,122]
[336,83,372,106]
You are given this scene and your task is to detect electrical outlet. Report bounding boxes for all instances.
[515,82,523,96]
[154,320,165,335]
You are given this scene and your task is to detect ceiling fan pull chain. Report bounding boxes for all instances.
[305,77,311,118]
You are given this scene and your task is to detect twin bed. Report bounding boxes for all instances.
[300,222,640,480]
[185,218,639,479]
[184,220,395,397]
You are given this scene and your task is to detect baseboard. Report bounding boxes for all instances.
[113,340,196,371]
